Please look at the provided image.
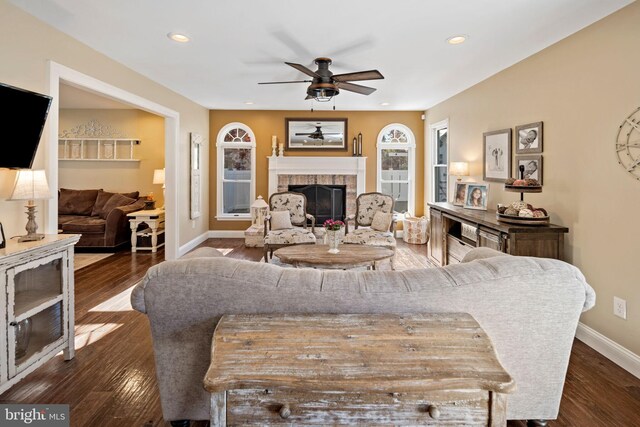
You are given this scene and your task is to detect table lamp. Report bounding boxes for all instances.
[449,162,469,181]
[9,170,51,242]
[153,168,165,208]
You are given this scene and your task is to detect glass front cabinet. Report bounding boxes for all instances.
[0,235,79,394]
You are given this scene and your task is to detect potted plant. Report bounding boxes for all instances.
[323,219,345,254]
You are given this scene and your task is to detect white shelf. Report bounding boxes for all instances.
[59,159,140,162]
[14,290,63,320]
[58,138,141,161]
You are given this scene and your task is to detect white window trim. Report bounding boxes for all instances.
[376,123,416,215]
[428,119,449,203]
[216,122,256,220]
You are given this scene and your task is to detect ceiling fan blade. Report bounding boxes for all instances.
[285,62,320,78]
[336,81,377,95]
[333,69,384,82]
[259,80,312,85]
[305,95,313,100]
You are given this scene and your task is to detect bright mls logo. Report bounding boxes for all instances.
[1,405,69,426]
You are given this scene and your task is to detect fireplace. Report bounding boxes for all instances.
[269,156,366,220]
[289,184,346,225]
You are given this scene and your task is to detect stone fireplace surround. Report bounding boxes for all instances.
[268,156,366,218]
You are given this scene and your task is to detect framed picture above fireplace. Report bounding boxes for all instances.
[285,118,348,151]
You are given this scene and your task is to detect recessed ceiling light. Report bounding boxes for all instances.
[167,32,190,43]
[380,102,390,106]
[244,101,254,105]
[447,35,467,45]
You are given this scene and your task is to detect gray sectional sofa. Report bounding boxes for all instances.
[131,247,595,424]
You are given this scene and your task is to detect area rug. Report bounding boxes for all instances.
[74,253,114,271]
[260,245,431,271]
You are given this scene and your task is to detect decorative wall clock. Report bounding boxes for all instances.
[616,106,640,180]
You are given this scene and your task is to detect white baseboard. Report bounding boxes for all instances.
[208,230,245,238]
[575,322,640,379]
[177,231,210,257]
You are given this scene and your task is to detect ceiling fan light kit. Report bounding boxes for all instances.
[259,57,384,106]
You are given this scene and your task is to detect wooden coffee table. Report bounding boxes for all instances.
[274,244,394,270]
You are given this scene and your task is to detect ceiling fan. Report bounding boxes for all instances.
[295,124,341,140]
[259,57,384,102]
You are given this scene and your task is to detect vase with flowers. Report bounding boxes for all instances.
[323,219,345,254]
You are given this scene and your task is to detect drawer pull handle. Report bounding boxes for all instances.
[279,403,291,419]
[428,404,440,419]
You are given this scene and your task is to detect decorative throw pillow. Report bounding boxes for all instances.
[270,210,293,230]
[371,211,393,232]
[58,188,100,216]
[92,191,140,217]
[99,194,136,220]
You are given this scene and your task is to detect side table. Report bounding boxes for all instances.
[204,313,515,426]
[127,208,165,253]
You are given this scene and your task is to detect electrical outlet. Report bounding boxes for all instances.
[613,296,627,320]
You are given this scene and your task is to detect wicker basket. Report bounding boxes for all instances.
[402,215,429,245]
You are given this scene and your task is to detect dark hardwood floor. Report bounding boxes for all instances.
[1,239,639,426]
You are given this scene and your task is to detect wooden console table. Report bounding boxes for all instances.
[204,313,514,426]
[428,202,569,266]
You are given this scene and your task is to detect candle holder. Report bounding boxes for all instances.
[278,145,284,157]
[272,147,277,157]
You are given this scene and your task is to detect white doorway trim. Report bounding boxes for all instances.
[45,61,180,260]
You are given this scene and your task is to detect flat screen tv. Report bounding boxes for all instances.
[0,82,52,169]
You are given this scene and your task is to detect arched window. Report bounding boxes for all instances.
[216,123,256,219]
[377,124,416,214]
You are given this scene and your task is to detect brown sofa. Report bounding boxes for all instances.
[58,188,146,249]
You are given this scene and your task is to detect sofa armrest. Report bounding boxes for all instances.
[105,200,146,245]
[131,279,147,313]
[305,213,316,234]
[461,247,509,263]
[345,214,355,234]
[132,248,226,313]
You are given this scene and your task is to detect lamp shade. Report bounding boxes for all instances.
[251,195,268,209]
[449,162,469,177]
[153,168,165,185]
[9,170,51,201]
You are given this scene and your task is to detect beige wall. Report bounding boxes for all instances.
[209,110,424,230]
[0,0,209,248]
[59,109,165,205]
[426,2,640,354]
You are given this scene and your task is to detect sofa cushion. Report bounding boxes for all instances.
[58,214,87,226]
[264,227,316,245]
[60,217,106,234]
[58,188,100,215]
[99,194,136,220]
[92,190,140,217]
[343,228,396,248]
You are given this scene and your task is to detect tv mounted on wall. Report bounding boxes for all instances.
[0,82,52,169]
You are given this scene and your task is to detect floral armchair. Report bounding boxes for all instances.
[343,192,397,250]
[263,192,316,262]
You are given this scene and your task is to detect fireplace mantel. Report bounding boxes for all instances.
[268,156,366,196]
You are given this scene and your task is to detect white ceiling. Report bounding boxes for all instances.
[12,0,632,111]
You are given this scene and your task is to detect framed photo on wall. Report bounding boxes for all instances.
[516,155,543,184]
[452,181,468,206]
[515,122,543,154]
[483,129,511,182]
[464,183,489,211]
